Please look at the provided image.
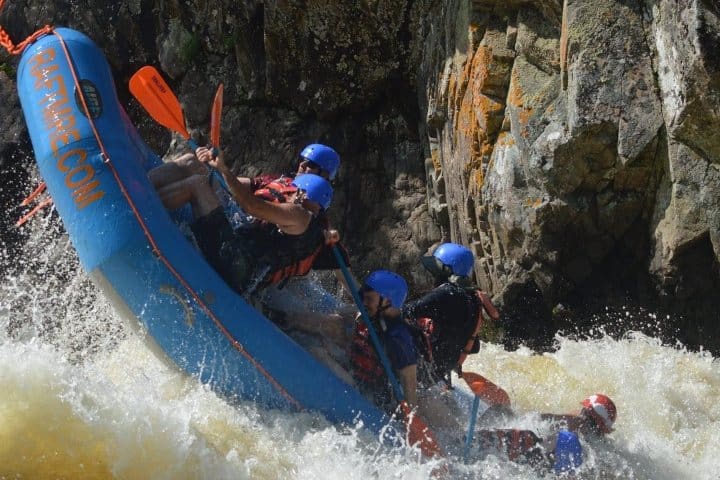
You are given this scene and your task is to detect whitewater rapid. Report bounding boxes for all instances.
[1,210,719,479]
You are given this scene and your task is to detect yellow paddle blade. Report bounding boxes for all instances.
[210,83,224,149]
[129,66,190,140]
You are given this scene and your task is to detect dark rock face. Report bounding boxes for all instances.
[1,0,718,351]
[417,0,720,350]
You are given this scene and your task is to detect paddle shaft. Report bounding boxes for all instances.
[332,246,444,457]
[129,66,227,191]
[187,139,228,192]
[331,246,405,400]
[464,395,481,462]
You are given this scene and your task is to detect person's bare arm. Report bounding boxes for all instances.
[198,147,310,234]
[285,312,352,345]
[237,193,310,234]
[195,146,252,189]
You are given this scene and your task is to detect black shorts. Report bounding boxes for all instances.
[191,207,252,293]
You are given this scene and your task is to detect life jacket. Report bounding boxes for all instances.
[230,206,329,294]
[351,313,416,412]
[476,429,543,462]
[244,175,330,288]
[457,290,499,366]
[350,322,387,392]
[253,176,297,203]
[251,173,280,191]
[412,286,500,380]
[254,213,328,288]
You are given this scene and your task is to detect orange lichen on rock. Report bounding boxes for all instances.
[473,93,505,134]
[507,69,523,108]
[458,45,508,139]
[456,86,478,144]
[454,56,473,120]
[507,69,534,138]
[451,42,516,190]
[448,71,458,116]
[471,167,485,190]
[464,131,494,188]
[479,137,494,159]
[518,109,533,126]
[496,131,516,147]
[470,45,510,97]
[522,198,544,208]
[471,46,493,92]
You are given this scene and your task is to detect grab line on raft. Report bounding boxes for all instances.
[12,21,304,411]
[0,0,53,55]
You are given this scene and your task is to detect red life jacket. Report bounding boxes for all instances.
[350,322,386,389]
[476,429,543,462]
[253,176,297,203]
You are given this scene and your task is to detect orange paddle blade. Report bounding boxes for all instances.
[210,83,224,148]
[129,66,190,140]
[400,401,444,458]
[462,372,511,407]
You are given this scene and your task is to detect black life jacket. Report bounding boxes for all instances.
[411,285,500,381]
[247,213,327,289]
[227,187,328,294]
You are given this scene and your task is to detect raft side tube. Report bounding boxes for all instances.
[17,28,396,437]
[17,28,161,271]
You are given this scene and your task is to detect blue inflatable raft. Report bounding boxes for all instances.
[16,28,394,436]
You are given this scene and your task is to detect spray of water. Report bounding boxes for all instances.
[2,190,719,479]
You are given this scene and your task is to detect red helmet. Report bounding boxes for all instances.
[581,394,617,433]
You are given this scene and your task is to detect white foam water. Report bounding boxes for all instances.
[2,210,719,479]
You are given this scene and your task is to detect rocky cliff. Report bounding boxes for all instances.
[1,0,718,351]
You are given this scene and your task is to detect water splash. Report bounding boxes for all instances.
[2,208,719,479]
[462,334,720,479]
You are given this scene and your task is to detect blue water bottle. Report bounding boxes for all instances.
[553,430,583,475]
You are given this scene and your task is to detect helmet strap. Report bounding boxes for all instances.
[449,275,473,288]
[377,299,390,314]
[375,299,391,331]
[370,310,388,332]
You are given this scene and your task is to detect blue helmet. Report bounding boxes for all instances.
[292,173,333,210]
[363,270,408,308]
[423,242,475,277]
[300,143,341,180]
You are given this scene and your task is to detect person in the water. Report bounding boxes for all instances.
[472,393,617,472]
